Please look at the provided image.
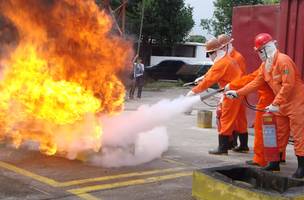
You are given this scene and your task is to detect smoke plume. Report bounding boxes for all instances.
[90,95,201,167]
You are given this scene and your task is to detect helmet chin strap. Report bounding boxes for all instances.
[227,43,233,54]
[264,47,268,60]
[224,44,233,55]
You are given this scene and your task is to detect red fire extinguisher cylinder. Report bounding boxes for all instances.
[262,112,280,162]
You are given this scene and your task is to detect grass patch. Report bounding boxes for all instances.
[144,79,184,91]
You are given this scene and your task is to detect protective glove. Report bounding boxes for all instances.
[186,90,195,97]
[225,90,238,99]
[265,104,279,113]
[194,75,205,83]
[224,84,230,92]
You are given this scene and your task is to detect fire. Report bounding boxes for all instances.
[0,0,133,157]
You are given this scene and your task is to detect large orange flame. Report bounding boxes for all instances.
[0,0,133,157]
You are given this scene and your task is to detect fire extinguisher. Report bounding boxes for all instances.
[262,112,280,162]
[216,103,222,132]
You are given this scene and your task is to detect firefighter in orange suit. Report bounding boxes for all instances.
[226,33,304,178]
[218,34,248,152]
[228,69,273,166]
[187,38,242,155]
[228,70,287,167]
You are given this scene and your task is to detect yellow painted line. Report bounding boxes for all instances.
[0,161,188,188]
[161,158,188,166]
[0,161,60,187]
[69,192,101,200]
[58,167,186,187]
[0,161,101,200]
[68,171,192,194]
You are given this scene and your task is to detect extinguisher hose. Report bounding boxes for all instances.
[243,97,266,112]
[200,88,224,107]
[243,97,294,145]
[199,89,266,112]
[201,99,218,107]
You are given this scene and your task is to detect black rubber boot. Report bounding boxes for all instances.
[232,132,249,153]
[209,135,229,155]
[292,156,304,178]
[262,161,280,172]
[228,131,239,150]
[280,152,286,164]
[246,160,259,166]
[232,131,238,147]
[228,137,233,150]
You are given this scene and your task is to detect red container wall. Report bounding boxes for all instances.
[232,5,280,73]
[232,5,280,126]
[279,0,304,78]
[232,2,304,126]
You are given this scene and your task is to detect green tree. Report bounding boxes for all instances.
[96,0,194,60]
[201,0,264,36]
[96,0,194,47]
[127,0,194,47]
[187,35,206,43]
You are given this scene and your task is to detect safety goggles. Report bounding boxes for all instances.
[206,51,216,58]
[258,48,265,54]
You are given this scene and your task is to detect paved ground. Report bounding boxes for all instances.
[0,87,298,200]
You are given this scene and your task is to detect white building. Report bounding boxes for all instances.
[149,42,212,67]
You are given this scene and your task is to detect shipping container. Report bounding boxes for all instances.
[232,5,280,73]
[232,5,280,126]
[279,0,304,77]
[231,0,304,126]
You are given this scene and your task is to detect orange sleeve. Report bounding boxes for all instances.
[236,66,265,96]
[272,60,296,106]
[192,62,227,94]
[232,50,247,75]
[239,55,247,75]
[230,69,258,90]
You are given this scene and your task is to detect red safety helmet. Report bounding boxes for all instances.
[254,33,273,50]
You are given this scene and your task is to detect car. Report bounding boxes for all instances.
[145,60,185,80]
[145,60,212,82]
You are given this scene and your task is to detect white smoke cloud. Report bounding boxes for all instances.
[90,95,201,167]
[90,127,168,167]
[101,95,200,147]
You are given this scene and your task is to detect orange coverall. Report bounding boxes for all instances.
[237,51,304,157]
[192,55,242,136]
[230,69,274,166]
[230,49,248,133]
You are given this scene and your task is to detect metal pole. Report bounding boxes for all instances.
[108,5,123,36]
[136,0,145,55]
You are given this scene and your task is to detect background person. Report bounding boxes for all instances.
[129,56,145,99]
